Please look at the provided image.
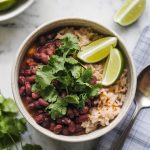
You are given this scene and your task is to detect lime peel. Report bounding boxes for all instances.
[77,37,117,63]
[114,0,146,26]
[102,48,124,86]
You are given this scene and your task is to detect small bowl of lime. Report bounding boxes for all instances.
[0,0,34,22]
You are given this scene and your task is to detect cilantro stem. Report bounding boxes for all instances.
[66,87,69,95]
[20,136,23,148]
[7,133,19,150]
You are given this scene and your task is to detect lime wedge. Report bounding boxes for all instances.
[77,37,117,63]
[0,0,17,11]
[114,0,146,26]
[102,48,124,86]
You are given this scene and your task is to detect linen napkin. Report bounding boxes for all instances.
[96,26,150,150]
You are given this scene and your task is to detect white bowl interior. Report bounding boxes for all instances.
[12,19,136,142]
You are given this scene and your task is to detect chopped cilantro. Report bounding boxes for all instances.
[32,33,102,120]
[47,97,67,120]
[65,95,79,104]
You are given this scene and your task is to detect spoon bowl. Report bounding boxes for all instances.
[114,65,150,150]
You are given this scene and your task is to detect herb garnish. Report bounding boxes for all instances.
[32,33,101,120]
[0,94,42,150]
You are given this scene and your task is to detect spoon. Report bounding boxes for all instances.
[113,65,150,150]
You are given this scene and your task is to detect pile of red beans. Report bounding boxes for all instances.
[18,33,99,135]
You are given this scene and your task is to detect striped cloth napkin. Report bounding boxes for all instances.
[97,26,150,150]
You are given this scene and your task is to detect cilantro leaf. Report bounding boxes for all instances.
[23,144,42,150]
[57,73,73,87]
[57,33,80,55]
[2,98,18,113]
[0,95,4,104]
[70,65,83,79]
[47,97,67,120]
[36,67,56,89]
[65,57,79,65]
[80,67,93,83]
[40,86,58,103]
[78,94,88,108]
[88,84,102,97]
[65,95,79,104]
[48,55,65,74]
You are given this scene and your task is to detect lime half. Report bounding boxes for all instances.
[77,37,117,63]
[102,48,124,86]
[0,0,17,11]
[114,0,146,26]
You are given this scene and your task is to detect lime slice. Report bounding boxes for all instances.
[0,0,17,11]
[114,0,146,26]
[102,48,124,86]
[77,37,117,63]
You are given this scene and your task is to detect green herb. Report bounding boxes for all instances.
[32,33,102,120]
[0,94,43,150]
[57,33,80,55]
[47,97,67,120]
[22,144,42,150]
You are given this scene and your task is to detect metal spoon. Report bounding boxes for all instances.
[113,65,150,150]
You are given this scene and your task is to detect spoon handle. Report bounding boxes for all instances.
[112,104,141,150]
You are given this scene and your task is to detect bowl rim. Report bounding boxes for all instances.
[0,0,34,22]
[11,18,137,142]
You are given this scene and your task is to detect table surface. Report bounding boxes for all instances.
[0,0,150,149]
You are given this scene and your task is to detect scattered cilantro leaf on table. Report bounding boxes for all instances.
[0,94,43,150]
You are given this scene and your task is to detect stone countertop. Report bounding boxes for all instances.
[0,0,150,149]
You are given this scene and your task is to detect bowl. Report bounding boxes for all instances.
[11,18,136,142]
[0,0,34,22]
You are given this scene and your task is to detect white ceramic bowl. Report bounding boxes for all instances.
[12,18,136,142]
[0,0,34,22]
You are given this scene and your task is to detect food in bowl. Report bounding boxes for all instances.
[18,27,128,135]
[0,0,17,11]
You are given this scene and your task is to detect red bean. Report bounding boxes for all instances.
[61,117,71,125]
[30,66,37,75]
[19,86,26,96]
[54,40,61,48]
[25,96,32,103]
[34,114,45,124]
[49,122,56,131]
[38,98,49,107]
[62,128,69,135]
[53,124,63,134]
[38,36,47,46]
[46,34,55,40]
[86,99,92,107]
[24,69,32,76]
[34,53,41,61]
[28,101,41,109]
[40,53,49,64]
[90,76,97,85]
[79,106,89,115]
[67,108,74,118]
[18,76,25,85]
[73,108,79,116]
[32,92,40,99]
[68,121,76,133]
[25,82,31,95]
[79,114,89,123]
[26,75,35,83]
[75,124,83,133]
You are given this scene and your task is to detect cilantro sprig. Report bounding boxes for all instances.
[32,33,102,120]
[0,94,42,150]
